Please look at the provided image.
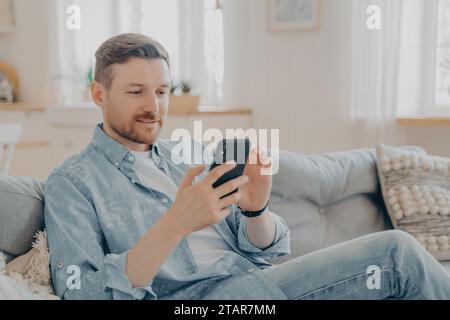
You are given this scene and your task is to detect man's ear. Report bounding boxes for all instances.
[91,80,106,108]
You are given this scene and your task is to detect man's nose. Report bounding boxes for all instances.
[142,94,159,113]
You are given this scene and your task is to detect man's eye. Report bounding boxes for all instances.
[158,91,168,96]
[128,91,141,95]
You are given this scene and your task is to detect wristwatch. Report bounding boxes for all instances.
[238,201,269,218]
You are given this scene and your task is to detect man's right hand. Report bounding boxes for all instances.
[167,161,249,237]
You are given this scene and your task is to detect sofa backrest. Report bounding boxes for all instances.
[268,148,393,264]
[0,175,45,263]
[1,147,410,265]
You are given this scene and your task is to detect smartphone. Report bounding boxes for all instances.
[209,138,251,198]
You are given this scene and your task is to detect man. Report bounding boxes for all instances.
[44,33,289,300]
[45,33,450,300]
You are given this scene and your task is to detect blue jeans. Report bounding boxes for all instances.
[262,230,450,299]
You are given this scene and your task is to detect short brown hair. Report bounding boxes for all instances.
[94,33,170,90]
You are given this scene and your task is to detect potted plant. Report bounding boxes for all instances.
[82,65,93,102]
[168,80,200,115]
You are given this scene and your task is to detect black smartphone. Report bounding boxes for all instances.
[209,138,251,198]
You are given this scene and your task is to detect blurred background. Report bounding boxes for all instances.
[1,0,450,180]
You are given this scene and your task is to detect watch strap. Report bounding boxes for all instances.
[238,201,269,218]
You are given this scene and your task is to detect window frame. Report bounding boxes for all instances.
[422,0,450,117]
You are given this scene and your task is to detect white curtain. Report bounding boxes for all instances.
[48,0,223,106]
[48,0,116,105]
[350,0,405,147]
[122,0,224,105]
[177,0,207,97]
[48,0,81,105]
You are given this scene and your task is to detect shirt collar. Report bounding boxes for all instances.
[91,123,161,167]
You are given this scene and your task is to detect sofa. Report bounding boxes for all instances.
[1,146,449,293]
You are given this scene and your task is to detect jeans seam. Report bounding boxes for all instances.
[293,272,369,300]
[394,268,427,300]
[291,267,426,300]
[379,234,427,299]
[381,238,428,299]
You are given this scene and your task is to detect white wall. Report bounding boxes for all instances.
[1,0,450,157]
[0,0,53,103]
[222,0,354,154]
[222,0,450,157]
[402,126,450,157]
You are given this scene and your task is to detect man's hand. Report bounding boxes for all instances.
[167,161,250,237]
[236,147,273,212]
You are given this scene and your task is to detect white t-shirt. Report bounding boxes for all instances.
[130,149,234,274]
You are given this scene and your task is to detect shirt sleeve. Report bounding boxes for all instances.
[44,172,157,300]
[235,205,291,260]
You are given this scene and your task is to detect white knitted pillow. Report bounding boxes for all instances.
[1,230,59,300]
[376,144,450,261]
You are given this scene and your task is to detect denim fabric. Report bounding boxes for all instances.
[44,123,291,300]
[262,230,450,299]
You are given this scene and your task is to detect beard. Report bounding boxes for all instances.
[107,111,163,145]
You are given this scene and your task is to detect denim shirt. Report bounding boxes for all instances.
[44,123,291,300]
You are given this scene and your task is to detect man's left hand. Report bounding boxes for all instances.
[236,147,273,211]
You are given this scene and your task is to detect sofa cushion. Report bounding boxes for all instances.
[268,148,429,264]
[0,176,45,262]
[270,148,381,204]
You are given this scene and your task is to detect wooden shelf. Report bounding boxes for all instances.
[0,103,45,112]
[0,103,250,115]
[397,117,450,126]
[16,140,51,149]
[178,109,252,116]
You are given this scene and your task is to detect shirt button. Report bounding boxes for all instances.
[114,161,119,167]
[128,155,135,162]
[57,262,64,269]
[247,267,255,272]
[131,179,136,184]
[161,198,168,204]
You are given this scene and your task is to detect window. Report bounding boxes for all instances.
[53,0,224,106]
[426,0,450,116]
[435,0,450,107]
[117,0,181,81]
[203,0,224,103]
[401,0,450,117]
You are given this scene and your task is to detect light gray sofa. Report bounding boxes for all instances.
[1,147,449,283]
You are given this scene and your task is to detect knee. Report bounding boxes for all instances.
[382,230,422,253]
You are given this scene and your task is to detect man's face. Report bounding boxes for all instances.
[93,57,171,151]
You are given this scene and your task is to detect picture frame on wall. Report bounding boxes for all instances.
[268,0,320,32]
[0,0,15,33]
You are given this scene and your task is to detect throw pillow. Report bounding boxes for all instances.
[2,230,58,299]
[376,144,450,261]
